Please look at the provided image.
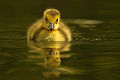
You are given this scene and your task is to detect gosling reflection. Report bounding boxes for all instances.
[43,48,61,68]
[28,42,71,68]
[27,40,72,79]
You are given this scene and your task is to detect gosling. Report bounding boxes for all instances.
[27,9,71,42]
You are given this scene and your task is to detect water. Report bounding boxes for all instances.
[0,0,120,80]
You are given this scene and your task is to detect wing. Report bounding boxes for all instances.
[59,21,72,41]
[27,19,43,41]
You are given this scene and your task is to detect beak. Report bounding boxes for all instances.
[49,23,54,30]
[49,49,54,55]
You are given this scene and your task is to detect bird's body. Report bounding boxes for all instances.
[36,29,65,41]
[27,9,71,42]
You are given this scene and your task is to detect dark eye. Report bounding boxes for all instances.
[56,19,58,22]
[45,18,48,21]
[56,57,59,60]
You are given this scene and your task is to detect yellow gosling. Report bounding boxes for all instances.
[27,8,71,42]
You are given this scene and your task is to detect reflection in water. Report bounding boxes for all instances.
[0,18,120,79]
[27,39,73,79]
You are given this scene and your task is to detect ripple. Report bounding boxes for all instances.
[66,19,103,24]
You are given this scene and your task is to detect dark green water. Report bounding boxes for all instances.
[0,0,120,80]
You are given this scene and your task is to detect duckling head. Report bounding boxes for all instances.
[42,9,60,31]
